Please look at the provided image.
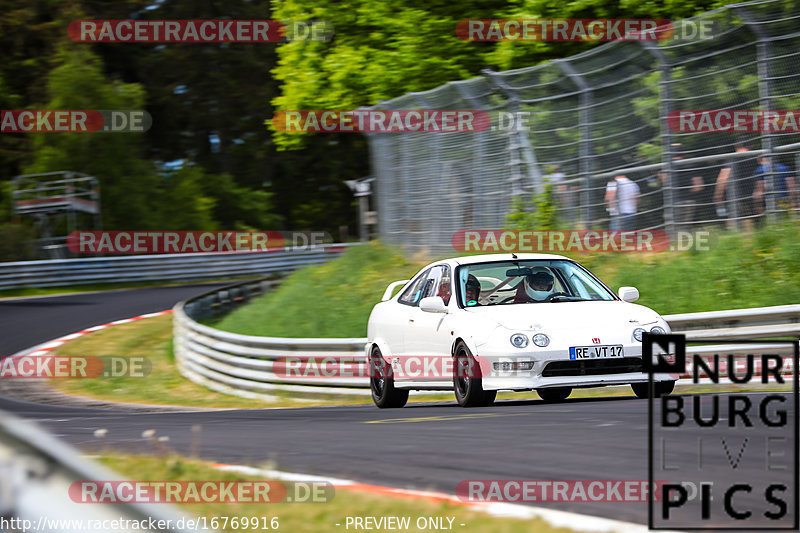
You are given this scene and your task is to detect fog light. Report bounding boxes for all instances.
[532,334,550,347]
[510,334,529,348]
[633,328,645,342]
[650,326,666,335]
[493,361,535,371]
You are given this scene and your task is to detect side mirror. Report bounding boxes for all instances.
[618,286,639,303]
[419,296,448,313]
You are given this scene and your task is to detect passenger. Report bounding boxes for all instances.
[464,274,481,306]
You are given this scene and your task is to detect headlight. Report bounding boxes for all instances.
[532,333,550,347]
[633,328,646,342]
[650,326,666,335]
[510,334,529,348]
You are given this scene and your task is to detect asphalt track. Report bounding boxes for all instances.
[1,285,796,527]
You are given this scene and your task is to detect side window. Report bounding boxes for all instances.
[398,269,430,306]
[423,265,452,305]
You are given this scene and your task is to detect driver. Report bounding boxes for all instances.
[464,274,481,306]
[514,267,555,303]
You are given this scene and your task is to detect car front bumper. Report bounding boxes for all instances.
[477,345,677,391]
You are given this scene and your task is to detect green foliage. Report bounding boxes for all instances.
[608,223,800,313]
[25,45,164,229]
[0,223,37,261]
[214,241,429,337]
[270,0,721,150]
[505,183,559,231]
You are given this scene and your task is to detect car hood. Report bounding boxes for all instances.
[463,300,662,332]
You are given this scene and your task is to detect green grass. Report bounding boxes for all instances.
[214,242,430,338]
[598,223,800,314]
[215,224,800,338]
[94,454,584,533]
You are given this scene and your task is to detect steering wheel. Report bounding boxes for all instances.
[545,292,569,302]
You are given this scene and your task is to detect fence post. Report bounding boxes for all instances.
[640,40,676,238]
[483,69,543,205]
[413,93,444,249]
[736,7,776,223]
[452,81,486,228]
[556,60,593,230]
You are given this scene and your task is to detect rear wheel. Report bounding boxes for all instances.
[370,346,408,408]
[453,343,493,407]
[632,380,675,399]
[537,387,572,402]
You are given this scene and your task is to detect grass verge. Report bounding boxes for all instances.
[96,453,585,533]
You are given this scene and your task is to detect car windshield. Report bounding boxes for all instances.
[457,259,617,307]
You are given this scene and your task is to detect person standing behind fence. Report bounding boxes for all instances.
[605,174,640,231]
[713,142,759,230]
[753,155,799,218]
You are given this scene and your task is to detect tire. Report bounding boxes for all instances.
[453,342,490,407]
[369,346,408,408]
[482,390,497,406]
[537,387,572,402]
[631,380,675,399]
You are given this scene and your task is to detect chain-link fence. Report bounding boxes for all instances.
[365,0,800,254]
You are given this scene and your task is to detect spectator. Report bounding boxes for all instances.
[754,155,799,218]
[605,175,640,230]
[657,155,704,231]
[713,142,759,230]
[546,164,574,210]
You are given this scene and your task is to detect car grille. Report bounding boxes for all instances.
[542,357,643,377]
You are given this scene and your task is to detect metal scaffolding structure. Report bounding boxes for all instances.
[12,171,101,258]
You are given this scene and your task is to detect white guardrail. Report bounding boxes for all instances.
[174,281,800,399]
[0,410,215,533]
[0,244,354,289]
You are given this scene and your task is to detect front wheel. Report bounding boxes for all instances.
[370,346,408,408]
[631,380,675,399]
[453,343,493,407]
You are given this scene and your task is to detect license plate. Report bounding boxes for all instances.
[569,345,624,360]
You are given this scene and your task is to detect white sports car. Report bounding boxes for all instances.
[366,253,676,408]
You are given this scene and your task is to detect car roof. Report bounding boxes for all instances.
[433,253,570,266]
